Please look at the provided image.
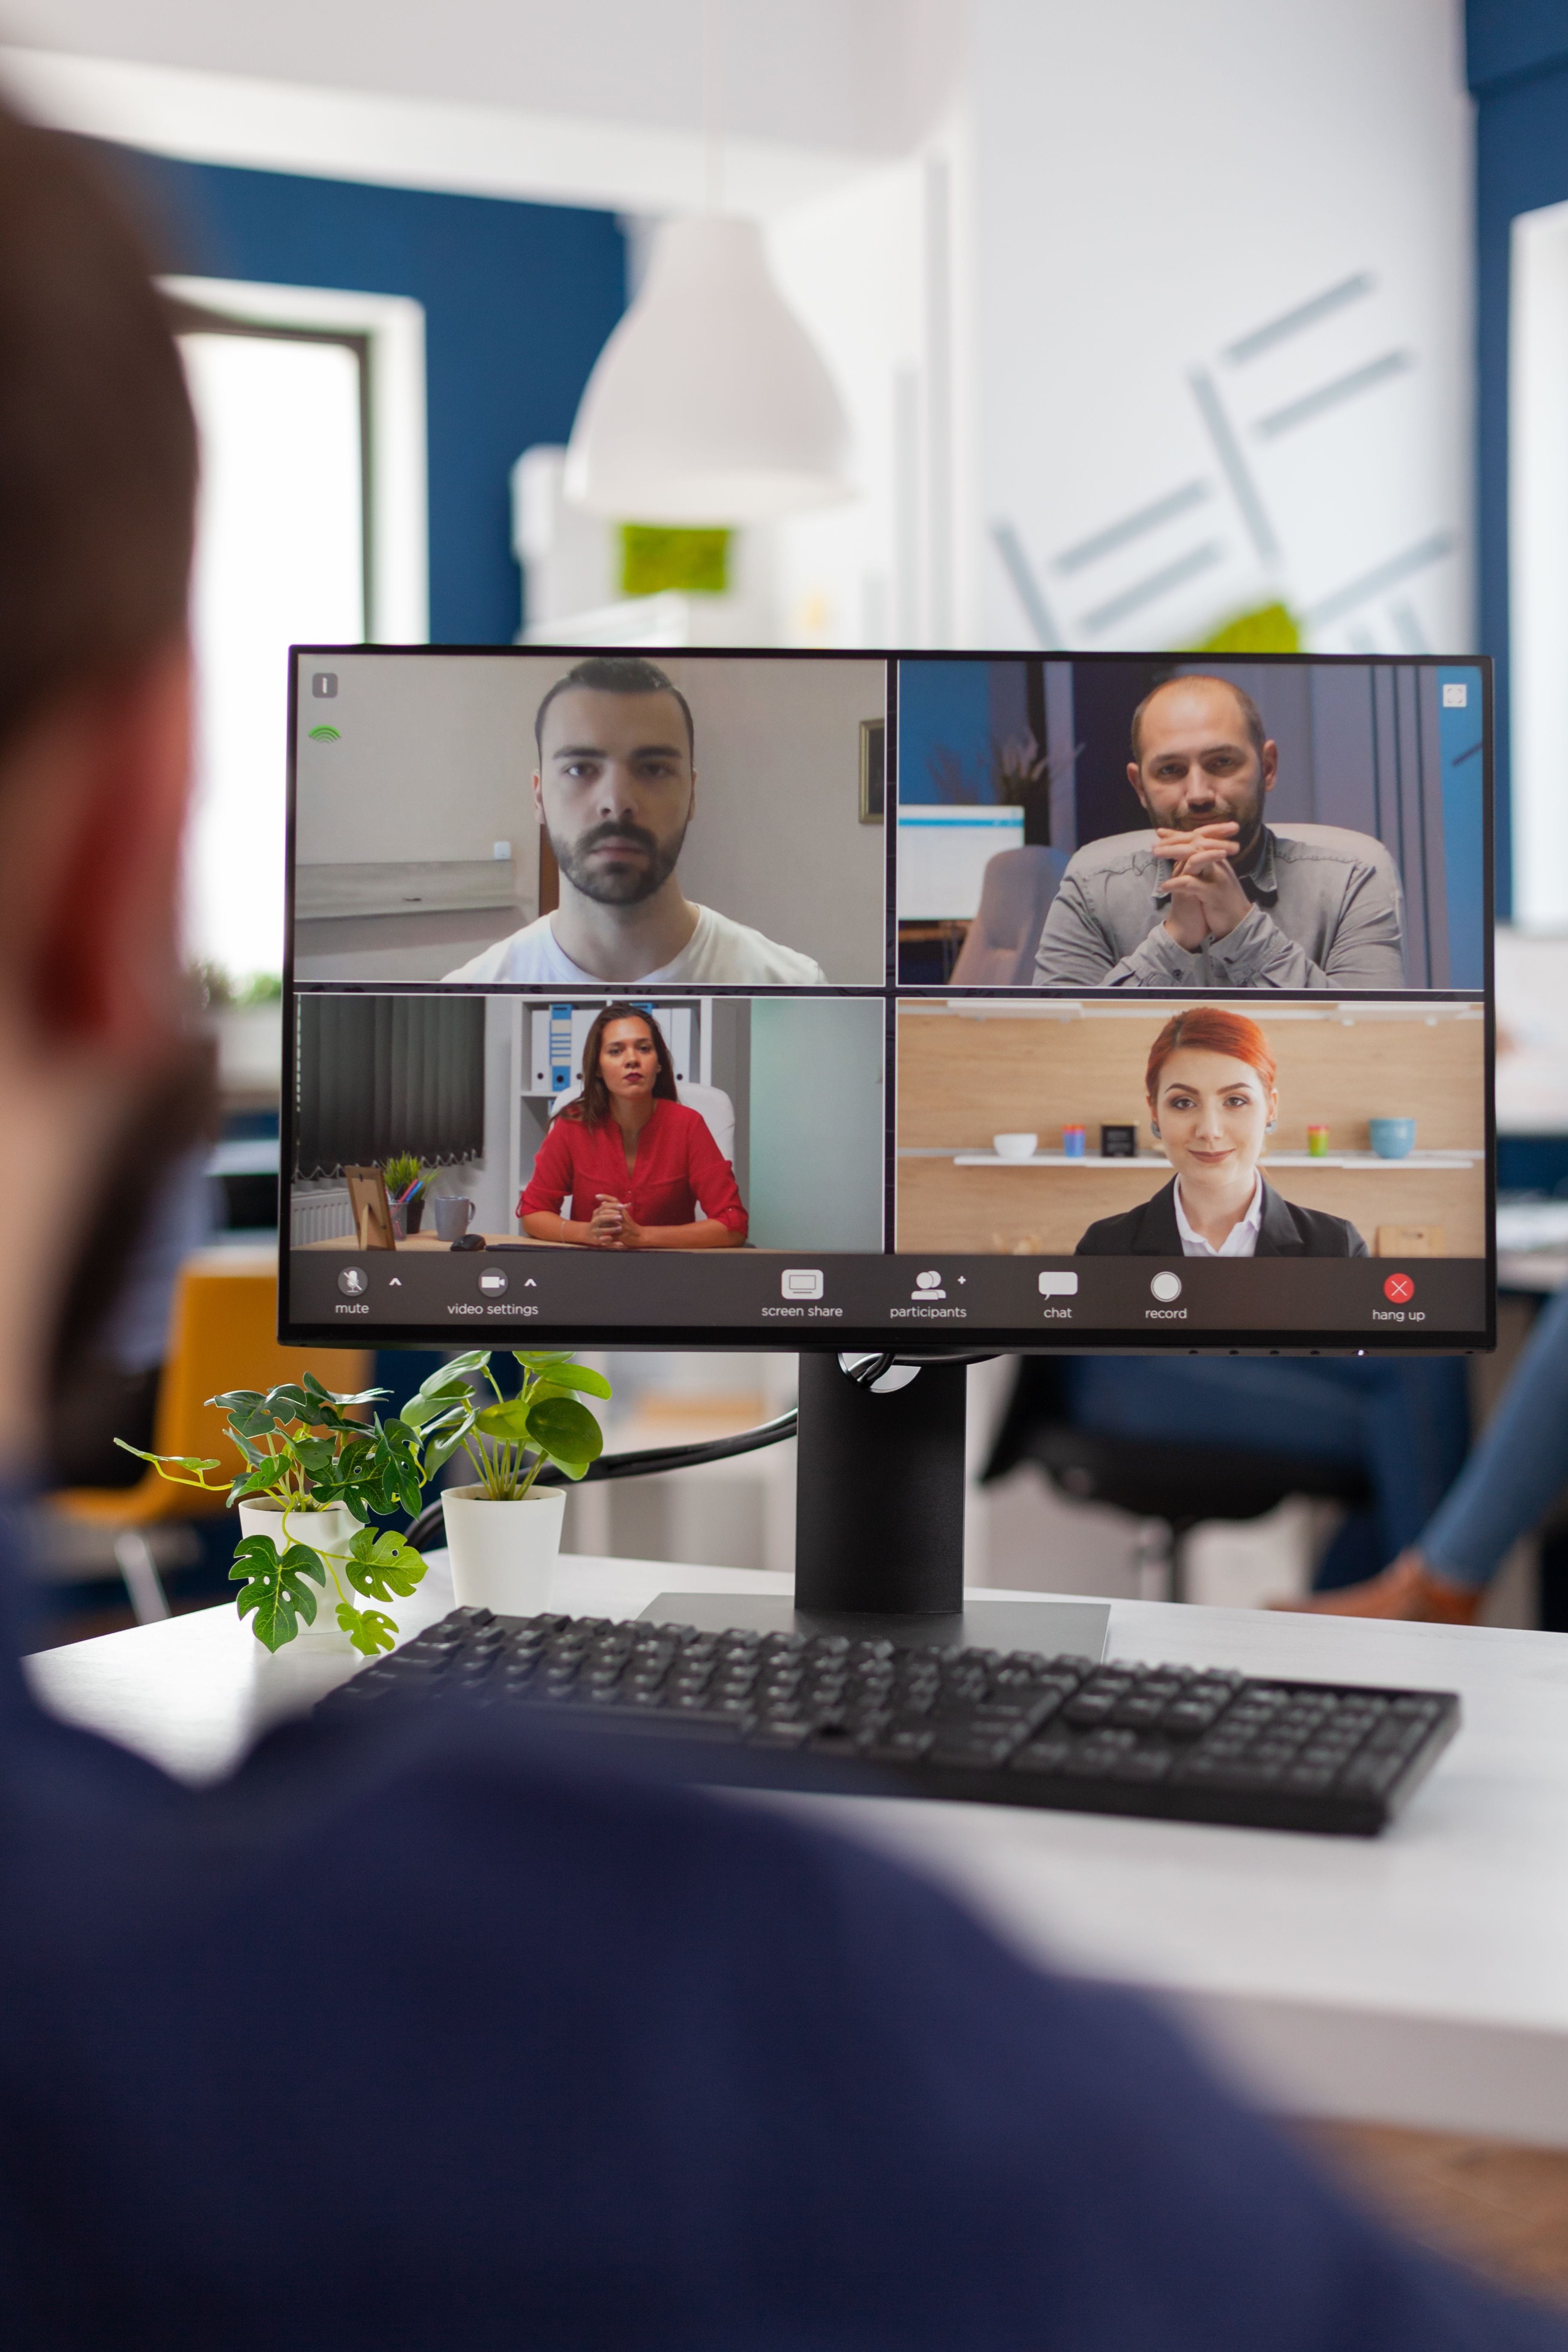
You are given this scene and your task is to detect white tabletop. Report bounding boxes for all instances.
[27,1557,1568,2149]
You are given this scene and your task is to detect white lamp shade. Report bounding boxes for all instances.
[563,215,852,525]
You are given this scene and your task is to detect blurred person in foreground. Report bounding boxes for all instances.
[0,100,1560,2352]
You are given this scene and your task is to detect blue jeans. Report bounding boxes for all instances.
[1062,1356,1472,1586]
[1418,1282,1568,1588]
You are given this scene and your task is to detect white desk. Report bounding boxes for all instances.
[27,1557,1568,2151]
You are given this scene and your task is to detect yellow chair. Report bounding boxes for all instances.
[48,1245,372,1620]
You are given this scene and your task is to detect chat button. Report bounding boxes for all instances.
[1038,1272,1079,1298]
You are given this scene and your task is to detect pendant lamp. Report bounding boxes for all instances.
[563,214,852,525]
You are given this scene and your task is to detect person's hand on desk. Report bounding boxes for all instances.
[588,1194,631,1248]
[1156,823,1249,950]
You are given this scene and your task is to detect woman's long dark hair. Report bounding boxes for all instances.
[564,1002,679,1129]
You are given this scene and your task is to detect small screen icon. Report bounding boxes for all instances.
[1038,1272,1079,1298]
[311,671,337,699]
[781,1268,823,1300]
[1383,1271,1415,1305]
[1441,681,1468,708]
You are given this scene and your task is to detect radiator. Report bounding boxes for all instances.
[291,1187,354,1247]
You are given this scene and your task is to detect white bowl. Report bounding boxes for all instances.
[992,1132,1039,1162]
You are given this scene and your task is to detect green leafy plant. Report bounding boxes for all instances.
[117,1369,474,1657]
[382,1151,424,1197]
[402,1348,610,1500]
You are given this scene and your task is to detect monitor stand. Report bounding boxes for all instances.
[642,1353,1109,1662]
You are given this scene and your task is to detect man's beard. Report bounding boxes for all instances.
[550,817,686,908]
[1164,783,1266,858]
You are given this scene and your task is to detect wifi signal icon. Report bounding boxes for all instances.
[307,724,341,742]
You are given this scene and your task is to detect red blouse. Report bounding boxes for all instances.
[519,1097,748,1238]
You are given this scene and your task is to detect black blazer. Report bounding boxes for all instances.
[1075,1175,1368,1259]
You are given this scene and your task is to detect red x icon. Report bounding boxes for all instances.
[1383,1273,1415,1305]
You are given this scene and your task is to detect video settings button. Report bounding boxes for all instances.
[478,1268,509,1297]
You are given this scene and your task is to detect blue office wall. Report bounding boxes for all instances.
[89,142,626,646]
[1466,3,1568,916]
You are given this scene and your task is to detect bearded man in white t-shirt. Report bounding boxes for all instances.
[444,655,825,986]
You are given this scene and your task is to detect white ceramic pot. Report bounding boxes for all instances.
[236,1498,363,1649]
[442,1484,565,1616]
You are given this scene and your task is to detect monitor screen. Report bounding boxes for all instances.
[281,646,1493,1355]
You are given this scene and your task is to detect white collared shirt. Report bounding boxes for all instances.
[1173,1171,1264,1259]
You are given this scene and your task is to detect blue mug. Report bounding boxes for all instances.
[1368,1118,1417,1160]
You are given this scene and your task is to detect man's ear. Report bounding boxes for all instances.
[1127,762,1148,811]
[531,769,546,825]
[1261,739,1278,795]
[6,641,192,1056]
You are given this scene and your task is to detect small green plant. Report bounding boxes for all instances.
[382,1151,424,1197]
[117,1369,474,1656]
[403,1348,610,1500]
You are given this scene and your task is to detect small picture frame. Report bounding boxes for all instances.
[859,718,885,824]
[1100,1123,1138,1159]
[344,1163,396,1250]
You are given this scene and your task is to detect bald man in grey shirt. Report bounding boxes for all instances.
[1033,675,1406,991]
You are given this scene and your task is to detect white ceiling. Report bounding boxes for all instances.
[3,0,966,157]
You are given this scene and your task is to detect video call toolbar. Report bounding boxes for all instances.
[283,646,1493,1352]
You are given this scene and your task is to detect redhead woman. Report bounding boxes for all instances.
[1075,1006,1367,1258]
[520,1002,747,1250]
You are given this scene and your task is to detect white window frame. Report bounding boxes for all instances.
[161,273,429,643]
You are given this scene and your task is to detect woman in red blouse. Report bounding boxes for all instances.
[520,1003,748,1250]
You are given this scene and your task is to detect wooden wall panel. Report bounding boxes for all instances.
[896,1003,1485,1155]
[894,1159,1484,1256]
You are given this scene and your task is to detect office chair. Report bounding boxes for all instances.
[949,846,1068,986]
[983,1358,1371,1604]
[48,1246,371,1623]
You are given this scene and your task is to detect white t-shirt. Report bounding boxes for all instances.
[1174,1172,1264,1259]
[443,904,826,987]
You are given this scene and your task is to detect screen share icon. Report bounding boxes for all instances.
[781,1269,824,1301]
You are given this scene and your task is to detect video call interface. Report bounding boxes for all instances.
[282,646,1493,1352]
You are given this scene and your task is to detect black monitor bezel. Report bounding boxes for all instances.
[279,643,1496,1359]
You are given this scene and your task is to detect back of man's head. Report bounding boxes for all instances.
[0,101,195,760]
[534,656,695,760]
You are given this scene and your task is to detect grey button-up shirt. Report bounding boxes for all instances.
[1032,821,1406,991]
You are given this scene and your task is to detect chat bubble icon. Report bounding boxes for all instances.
[1038,1272,1080,1298]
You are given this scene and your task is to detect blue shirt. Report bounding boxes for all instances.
[0,1497,1559,2349]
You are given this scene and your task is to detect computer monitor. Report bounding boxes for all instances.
[280,646,1494,1625]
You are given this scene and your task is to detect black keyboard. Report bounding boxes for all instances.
[327,1607,1461,1837]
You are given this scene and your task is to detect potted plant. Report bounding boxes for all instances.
[117,1368,472,1656]
[414,1349,610,1613]
[381,1151,427,1234]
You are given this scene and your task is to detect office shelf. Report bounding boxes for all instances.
[934,1150,1483,1171]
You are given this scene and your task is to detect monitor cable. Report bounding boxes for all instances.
[402,1352,998,1553]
